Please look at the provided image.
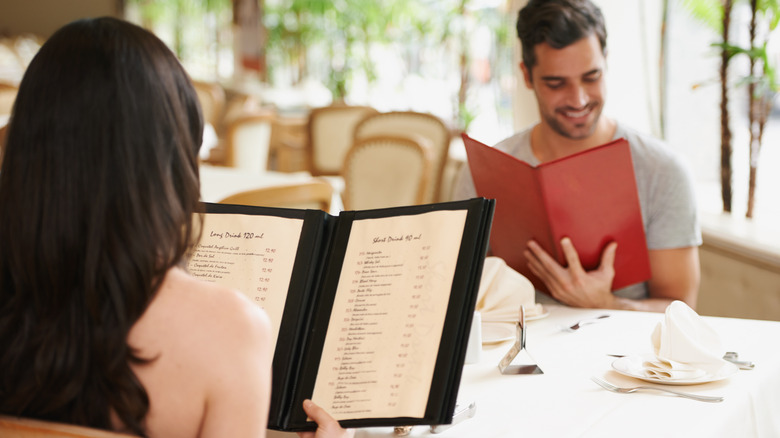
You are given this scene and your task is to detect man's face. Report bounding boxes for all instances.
[521,34,607,140]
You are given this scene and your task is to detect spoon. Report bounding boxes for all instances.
[564,314,610,332]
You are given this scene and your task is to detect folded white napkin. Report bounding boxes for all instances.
[645,300,729,380]
[475,257,543,321]
[641,357,707,380]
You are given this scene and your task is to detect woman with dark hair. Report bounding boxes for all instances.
[0,17,350,438]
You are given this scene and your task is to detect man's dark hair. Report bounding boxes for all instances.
[516,0,607,73]
[0,17,203,436]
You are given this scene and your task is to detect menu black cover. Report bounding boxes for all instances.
[187,198,494,431]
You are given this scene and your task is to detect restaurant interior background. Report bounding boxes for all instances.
[1,0,779,320]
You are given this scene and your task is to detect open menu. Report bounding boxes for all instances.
[463,134,651,293]
[186,198,494,431]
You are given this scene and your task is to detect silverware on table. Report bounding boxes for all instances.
[723,351,755,370]
[590,376,724,402]
[564,314,610,332]
[608,352,755,370]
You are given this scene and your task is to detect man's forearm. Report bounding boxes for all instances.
[611,296,680,313]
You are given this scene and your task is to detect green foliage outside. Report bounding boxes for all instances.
[125,0,516,131]
[680,0,780,216]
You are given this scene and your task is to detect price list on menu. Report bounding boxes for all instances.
[187,213,304,347]
[311,209,467,420]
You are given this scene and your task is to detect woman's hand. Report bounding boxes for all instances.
[296,400,355,438]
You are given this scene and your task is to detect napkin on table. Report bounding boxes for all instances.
[475,256,543,322]
[645,300,729,380]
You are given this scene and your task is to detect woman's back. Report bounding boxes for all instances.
[126,267,272,437]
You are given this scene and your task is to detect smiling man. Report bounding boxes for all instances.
[453,0,702,312]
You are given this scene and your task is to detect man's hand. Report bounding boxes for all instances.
[525,237,617,308]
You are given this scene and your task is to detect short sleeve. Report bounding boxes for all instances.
[628,133,702,250]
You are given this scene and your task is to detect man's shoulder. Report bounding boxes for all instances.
[616,123,665,148]
[616,123,683,167]
[494,127,533,157]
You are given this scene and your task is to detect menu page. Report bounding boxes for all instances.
[310,209,468,420]
[187,213,304,347]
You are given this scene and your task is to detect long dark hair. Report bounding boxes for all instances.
[0,17,203,436]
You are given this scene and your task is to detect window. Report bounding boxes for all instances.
[665,1,780,225]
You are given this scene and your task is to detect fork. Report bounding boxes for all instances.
[590,376,724,403]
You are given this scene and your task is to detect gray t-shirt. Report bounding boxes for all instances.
[453,122,702,300]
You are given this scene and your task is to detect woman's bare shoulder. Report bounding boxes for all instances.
[152,268,267,323]
[129,267,270,360]
[136,268,272,353]
[128,268,273,437]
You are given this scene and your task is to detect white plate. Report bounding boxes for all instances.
[481,310,550,344]
[612,354,739,385]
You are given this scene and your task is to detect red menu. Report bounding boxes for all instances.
[463,133,650,292]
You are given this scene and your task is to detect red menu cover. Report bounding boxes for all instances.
[462,133,651,292]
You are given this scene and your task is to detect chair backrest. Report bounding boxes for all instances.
[223,112,274,172]
[0,123,7,166]
[353,111,451,202]
[0,39,26,85]
[219,179,334,212]
[0,82,18,116]
[341,135,432,211]
[306,104,378,176]
[192,80,226,132]
[0,415,139,438]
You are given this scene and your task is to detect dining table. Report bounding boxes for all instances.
[199,163,344,213]
[340,304,780,438]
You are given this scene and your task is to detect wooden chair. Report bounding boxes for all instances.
[268,114,308,172]
[353,111,451,202]
[0,81,18,116]
[0,415,139,438]
[219,179,334,212]
[0,123,7,155]
[222,111,274,172]
[306,104,378,176]
[341,135,432,211]
[192,80,226,131]
[0,40,26,85]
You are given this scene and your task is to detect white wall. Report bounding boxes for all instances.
[0,0,117,37]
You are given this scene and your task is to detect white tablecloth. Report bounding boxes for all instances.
[199,164,344,213]
[351,305,780,437]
